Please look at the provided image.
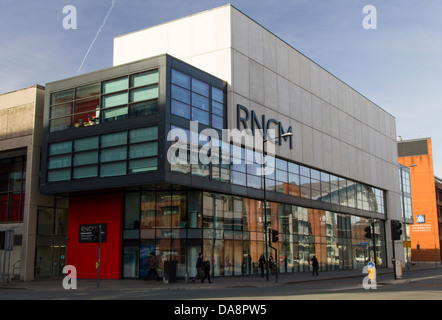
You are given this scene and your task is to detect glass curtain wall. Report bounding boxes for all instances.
[49,70,159,132]
[122,189,386,279]
[169,129,386,216]
[0,156,26,222]
[47,126,158,182]
[35,197,69,277]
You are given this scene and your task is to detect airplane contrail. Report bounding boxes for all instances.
[77,0,117,74]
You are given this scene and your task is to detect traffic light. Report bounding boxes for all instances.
[391,220,402,241]
[364,226,372,239]
[91,226,99,243]
[271,229,279,243]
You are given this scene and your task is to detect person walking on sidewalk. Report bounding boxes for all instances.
[144,252,160,281]
[193,252,203,283]
[258,254,266,277]
[269,256,275,276]
[311,255,319,276]
[201,259,212,283]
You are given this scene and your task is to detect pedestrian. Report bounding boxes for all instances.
[193,252,203,283]
[269,256,275,276]
[311,255,319,276]
[258,254,266,277]
[201,259,212,283]
[144,252,160,281]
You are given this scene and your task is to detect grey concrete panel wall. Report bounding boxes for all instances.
[112,4,403,226]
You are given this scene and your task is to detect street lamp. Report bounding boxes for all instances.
[262,131,293,281]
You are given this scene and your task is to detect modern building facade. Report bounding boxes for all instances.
[0,85,59,282]
[399,163,413,265]
[37,5,404,280]
[436,176,442,257]
[398,138,441,262]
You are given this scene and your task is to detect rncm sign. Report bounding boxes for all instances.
[237,104,293,149]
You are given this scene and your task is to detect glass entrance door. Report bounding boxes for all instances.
[52,246,66,277]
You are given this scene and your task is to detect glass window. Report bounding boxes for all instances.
[130,127,158,143]
[76,83,100,99]
[192,78,209,97]
[212,101,224,117]
[247,174,261,189]
[130,85,158,102]
[276,169,288,182]
[172,69,190,89]
[73,165,97,179]
[192,93,209,111]
[339,177,347,188]
[171,99,190,119]
[129,142,158,159]
[37,208,54,235]
[73,151,98,166]
[129,101,158,117]
[48,169,71,182]
[192,107,209,125]
[49,141,72,156]
[75,97,99,114]
[125,192,140,230]
[102,106,128,122]
[300,166,310,177]
[311,169,320,181]
[50,72,160,133]
[51,89,73,104]
[192,161,210,178]
[103,77,128,94]
[48,155,71,170]
[276,158,287,171]
[288,172,300,185]
[50,116,72,132]
[74,112,99,127]
[265,178,276,192]
[171,161,190,174]
[265,155,276,169]
[75,136,98,152]
[131,70,158,88]
[50,103,73,119]
[247,162,261,176]
[231,171,246,185]
[102,92,128,108]
[129,158,157,173]
[101,131,127,148]
[288,162,299,174]
[100,162,126,177]
[275,180,285,193]
[172,85,190,104]
[212,87,223,103]
[300,175,311,187]
[212,115,223,130]
[100,146,127,162]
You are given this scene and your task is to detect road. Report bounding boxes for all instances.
[1,268,441,301]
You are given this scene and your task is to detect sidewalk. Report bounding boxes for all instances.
[4,264,438,292]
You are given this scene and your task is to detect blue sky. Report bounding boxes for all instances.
[1,0,442,176]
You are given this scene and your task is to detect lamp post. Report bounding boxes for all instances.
[262,131,293,281]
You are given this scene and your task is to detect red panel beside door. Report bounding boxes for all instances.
[67,191,123,279]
